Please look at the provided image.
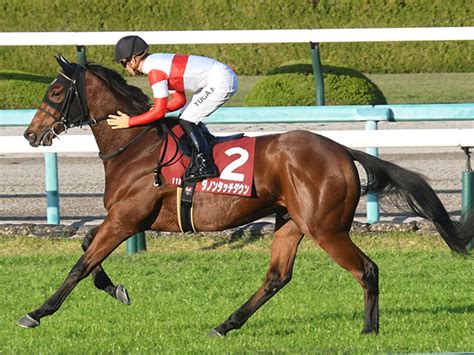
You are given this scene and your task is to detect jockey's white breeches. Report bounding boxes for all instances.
[180,62,238,123]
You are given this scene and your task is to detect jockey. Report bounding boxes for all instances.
[107,35,238,182]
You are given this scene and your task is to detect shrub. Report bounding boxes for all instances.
[245,62,387,106]
[0,71,52,109]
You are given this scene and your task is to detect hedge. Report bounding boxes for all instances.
[0,0,473,76]
[245,63,387,106]
[0,71,52,109]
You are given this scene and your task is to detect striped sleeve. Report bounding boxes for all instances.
[128,70,169,126]
[128,97,168,127]
[148,69,169,98]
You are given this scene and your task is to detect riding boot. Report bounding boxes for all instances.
[180,120,218,182]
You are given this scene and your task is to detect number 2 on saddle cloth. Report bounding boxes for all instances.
[156,123,256,197]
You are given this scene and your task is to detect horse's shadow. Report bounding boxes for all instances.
[201,222,274,251]
[268,304,474,324]
[0,72,52,83]
[384,304,474,316]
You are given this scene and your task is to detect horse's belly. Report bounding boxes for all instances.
[151,193,276,233]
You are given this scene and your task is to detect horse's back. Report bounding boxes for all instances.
[255,129,355,170]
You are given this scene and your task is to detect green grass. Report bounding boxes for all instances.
[0,234,472,353]
[128,73,474,107]
[366,73,474,104]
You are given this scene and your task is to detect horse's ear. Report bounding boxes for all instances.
[55,53,74,74]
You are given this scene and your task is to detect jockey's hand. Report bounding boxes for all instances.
[107,111,130,129]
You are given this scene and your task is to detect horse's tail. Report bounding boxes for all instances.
[349,148,473,254]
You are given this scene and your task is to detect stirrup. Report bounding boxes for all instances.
[184,164,218,182]
[184,170,218,182]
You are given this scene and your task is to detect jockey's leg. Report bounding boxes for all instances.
[179,66,237,183]
[180,119,218,182]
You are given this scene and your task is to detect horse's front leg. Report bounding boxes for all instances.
[17,216,134,328]
[81,227,130,305]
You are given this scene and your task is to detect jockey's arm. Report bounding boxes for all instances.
[166,90,186,113]
[128,69,169,127]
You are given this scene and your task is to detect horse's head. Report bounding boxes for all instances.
[24,55,90,147]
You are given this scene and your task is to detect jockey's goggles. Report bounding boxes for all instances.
[119,59,130,68]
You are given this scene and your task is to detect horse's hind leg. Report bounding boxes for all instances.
[280,142,379,334]
[312,229,379,334]
[210,216,304,337]
[81,227,130,305]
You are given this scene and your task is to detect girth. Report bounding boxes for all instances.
[176,180,197,233]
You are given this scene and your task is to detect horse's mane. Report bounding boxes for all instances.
[85,63,151,115]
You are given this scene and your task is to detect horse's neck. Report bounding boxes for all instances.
[84,70,165,164]
[85,81,150,159]
[89,120,164,166]
[90,120,140,155]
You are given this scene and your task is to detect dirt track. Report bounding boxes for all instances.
[1,121,472,228]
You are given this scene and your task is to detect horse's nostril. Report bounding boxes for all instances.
[24,131,37,144]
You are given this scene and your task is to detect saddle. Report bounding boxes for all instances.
[169,121,244,158]
[154,119,254,233]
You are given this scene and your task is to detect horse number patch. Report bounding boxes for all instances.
[161,136,256,197]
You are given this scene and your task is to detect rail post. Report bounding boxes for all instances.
[76,44,146,254]
[365,120,380,224]
[45,152,60,224]
[136,232,147,252]
[357,107,391,223]
[309,42,325,106]
[461,147,474,214]
[126,234,138,255]
[461,147,474,251]
[76,45,87,65]
[126,232,146,255]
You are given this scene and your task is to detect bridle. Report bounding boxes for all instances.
[41,59,155,161]
[39,64,95,138]
[39,58,183,182]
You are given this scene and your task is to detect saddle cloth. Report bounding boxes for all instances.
[160,125,256,197]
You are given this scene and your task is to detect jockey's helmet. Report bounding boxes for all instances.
[114,36,149,63]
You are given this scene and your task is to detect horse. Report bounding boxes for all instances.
[19,56,472,335]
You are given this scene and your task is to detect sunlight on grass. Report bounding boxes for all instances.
[366,73,474,104]
[0,235,471,354]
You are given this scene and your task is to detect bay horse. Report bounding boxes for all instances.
[19,56,472,335]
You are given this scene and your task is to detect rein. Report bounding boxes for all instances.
[98,124,156,161]
[97,119,182,171]
[152,123,182,186]
[158,123,182,166]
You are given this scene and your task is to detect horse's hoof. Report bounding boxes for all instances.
[17,314,40,329]
[115,285,131,305]
[361,327,378,335]
[208,328,224,338]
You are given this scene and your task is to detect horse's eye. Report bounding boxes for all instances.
[52,91,61,97]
